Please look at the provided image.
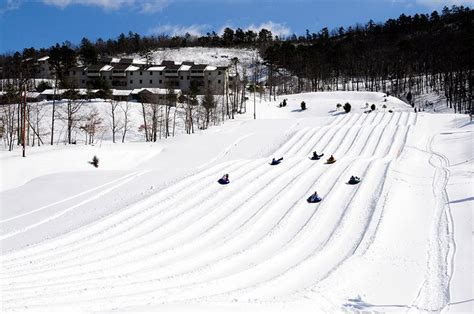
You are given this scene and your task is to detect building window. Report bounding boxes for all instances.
[159,71,162,75]
[175,82,179,87]
[159,80,162,84]
[139,79,142,84]
[73,71,76,75]
[130,72,133,76]
[149,72,152,75]
[187,76,189,80]
[180,76,183,80]
[109,76,112,80]
[208,80,211,84]
[82,71,86,75]
[140,71,143,75]
[130,80,133,84]
[218,71,222,75]
[82,80,85,84]
[149,80,153,84]
[218,79,221,84]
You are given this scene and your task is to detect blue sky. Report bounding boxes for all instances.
[0,0,472,53]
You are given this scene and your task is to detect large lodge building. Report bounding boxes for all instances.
[37,56,232,95]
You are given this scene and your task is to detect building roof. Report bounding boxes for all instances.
[190,64,207,71]
[163,64,181,71]
[26,92,42,98]
[112,89,132,96]
[131,88,181,95]
[125,65,141,72]
[101,65,113,71]
[179,65,192,71]
[41,89,67,95]
[204,65,218,71]
[147,66,166,71]
[111,64,130,71]
[119,58,134,65]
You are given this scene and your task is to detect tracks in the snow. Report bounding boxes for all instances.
[1,111,416,311]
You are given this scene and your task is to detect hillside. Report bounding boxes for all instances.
[0,92,472,312]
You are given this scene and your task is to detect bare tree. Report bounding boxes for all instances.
[108,98,122,143]
[81,107,103,145]
[139,94,150,142]
[165,87,177,138]
[201,86,216,129]
[119,101,132,143]
[60,89,85,144]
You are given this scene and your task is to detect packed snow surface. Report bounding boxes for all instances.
[1,92,472,312]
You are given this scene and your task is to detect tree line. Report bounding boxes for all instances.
[1,5,472,153]
[262,5,473,114]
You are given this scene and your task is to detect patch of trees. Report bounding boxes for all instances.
[261,6,473,115]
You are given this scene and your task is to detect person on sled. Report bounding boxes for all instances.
[271,157,283,165]
[327,155,336,163]
[307,191,322,203]
[311,151,324,160]
[218,173,230,184]
[348,176,361,184]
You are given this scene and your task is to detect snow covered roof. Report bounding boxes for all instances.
[41,89,67,95]
[179,65,192,71]
[204,66,218,71]
[112,89,132,96]
[40,88,98,95]
[101,65,113,71]
[147,66,166,71]
[37,56,50,61]
[26,92,41,98]
[132,88,180,95]
[125,65,140,72]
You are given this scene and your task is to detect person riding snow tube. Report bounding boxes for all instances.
[348,176,361,185]
[310,151,324,160]
[218,174,230,185]
[326,155,336,164]
[307,191,322,203]
[270,157,284,165]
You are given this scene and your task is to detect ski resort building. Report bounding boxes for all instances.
[61,58,229,95]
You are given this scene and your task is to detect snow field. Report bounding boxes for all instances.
[1,110,418,311]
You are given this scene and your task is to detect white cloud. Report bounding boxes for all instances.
[0,0,24,15]
[246,21,291,37]
[140,0,169,13]
[41,0,169,13]
[219,21,291,38]
[148,24,211,37]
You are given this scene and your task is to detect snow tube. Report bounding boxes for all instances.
[218,178,230,185]
[348,178,361,185]
[310,153,324,160]
[270,157,284,165]
[307,196,322,203]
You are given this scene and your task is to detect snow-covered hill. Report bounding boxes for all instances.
[0,92,472,312]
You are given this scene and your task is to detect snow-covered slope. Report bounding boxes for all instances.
[0,92,472,312]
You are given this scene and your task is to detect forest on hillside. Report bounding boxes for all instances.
[1,5,472,114]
